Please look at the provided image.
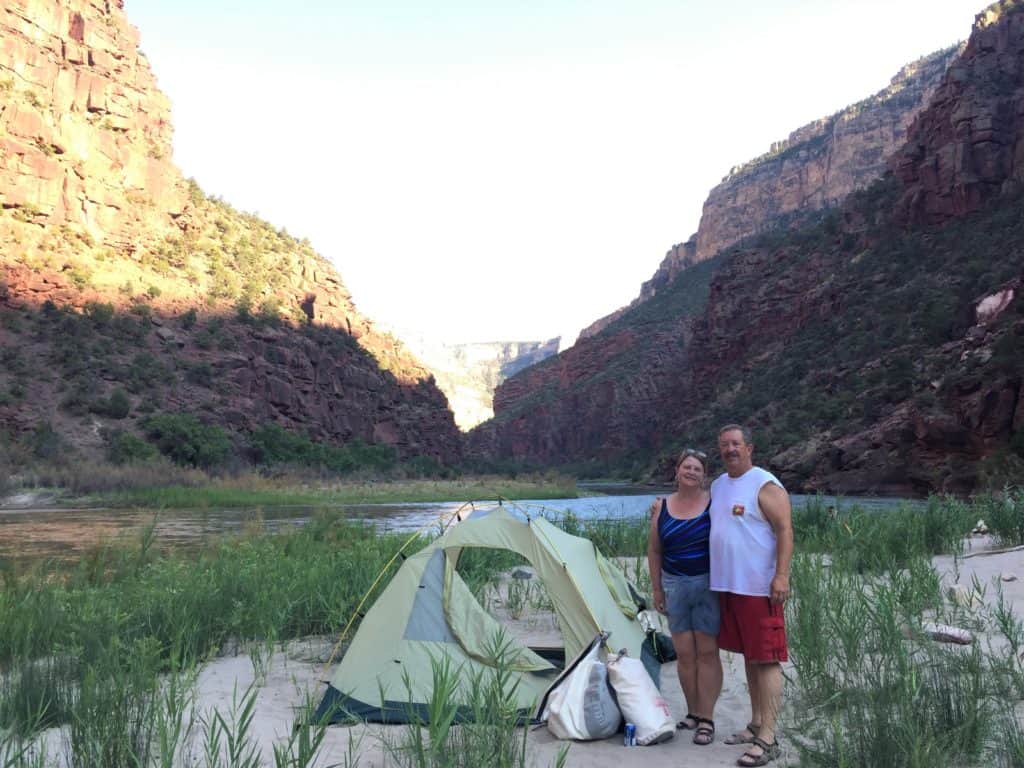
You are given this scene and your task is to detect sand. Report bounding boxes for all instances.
[26,536,1024,767]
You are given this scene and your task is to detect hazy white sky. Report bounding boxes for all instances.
[126,0,981,345]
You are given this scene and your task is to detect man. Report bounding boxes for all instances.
[709,424,793,767]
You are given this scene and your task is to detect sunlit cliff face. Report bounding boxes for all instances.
[1,0,440,388]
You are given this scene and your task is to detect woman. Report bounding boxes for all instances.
[646,448,722,746]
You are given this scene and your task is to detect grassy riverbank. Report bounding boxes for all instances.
[4,473,584,510]
[2,492,1022,766]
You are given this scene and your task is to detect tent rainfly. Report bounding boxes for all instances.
[314,504,649,724]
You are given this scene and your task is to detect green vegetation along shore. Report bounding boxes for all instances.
[87,474,583,510]
[1,412,583,510]
[2,491,1023,766]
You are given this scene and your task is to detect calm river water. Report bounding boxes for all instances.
[0,487,915,563]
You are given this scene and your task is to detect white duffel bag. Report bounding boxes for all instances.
[538,633,621,740]
[606,650,674,745]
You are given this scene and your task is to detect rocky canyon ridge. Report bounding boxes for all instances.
[580,45,960,339]
[472,2,1024,494]
[0,0,461,463]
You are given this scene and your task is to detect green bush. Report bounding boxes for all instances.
[59,378,96,416]
[402,454,446,478]
[29,423,62,460]
[123,353,169,394]
[249,424,397,474]
[975,488,1024,546]
[94,388,131,420]
[193,327,216,349]
[83,301,115,328]
[142,413,231,469]
[104,430,158,465]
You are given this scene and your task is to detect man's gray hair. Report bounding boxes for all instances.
[718,423,753,445]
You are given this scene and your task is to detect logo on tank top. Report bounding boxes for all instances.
[732,504,745,516]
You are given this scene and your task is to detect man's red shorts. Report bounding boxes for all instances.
[717,592,788,663]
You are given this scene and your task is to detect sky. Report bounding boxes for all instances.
[126,0,982,346]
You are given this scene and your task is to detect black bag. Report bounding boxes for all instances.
[643,629,676,663]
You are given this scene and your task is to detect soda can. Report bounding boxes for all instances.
[624,723,636,746]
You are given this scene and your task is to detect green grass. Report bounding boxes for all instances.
[786,493,1024,767]
[91,474,581,508]
[796,494,976,572]
[386,634,570,768]
[2,492,1021,766]
[0,506,581,766]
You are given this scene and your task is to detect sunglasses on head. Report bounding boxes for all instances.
[679,448,707,460]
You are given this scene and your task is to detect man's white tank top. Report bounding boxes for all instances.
[709,467,784,597]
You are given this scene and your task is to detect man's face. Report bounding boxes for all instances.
[718,429,753,475]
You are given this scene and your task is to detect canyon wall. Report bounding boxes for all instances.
[0,0,462,463]
[579,47,959,342]
[393,334,560,430]
[474,4,1024,493]
[694,45,961,262]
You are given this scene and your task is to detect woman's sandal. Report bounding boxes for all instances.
[736,736,780,767]
[675,713,699,730]
[693,717,715,746]
[723,722,760,745]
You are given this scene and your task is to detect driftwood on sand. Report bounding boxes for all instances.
[962,544,1024,559]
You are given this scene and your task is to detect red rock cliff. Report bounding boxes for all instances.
[0,0,461,462]
[0,0,186,241]
[579,47,957,343]
[894,5,1024,224]
[695,46,960,262]
[474,5,1024,493]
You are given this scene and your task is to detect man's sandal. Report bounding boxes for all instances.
[723,722,760,745]
[736,736,780,767]
[675,713,699,730]
[693,717,715,746]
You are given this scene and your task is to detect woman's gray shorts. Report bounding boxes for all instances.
[662,570,720,636]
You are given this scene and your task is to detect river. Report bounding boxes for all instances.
[0,487,916,563]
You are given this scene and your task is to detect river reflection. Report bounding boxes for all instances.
[0,491,917,563]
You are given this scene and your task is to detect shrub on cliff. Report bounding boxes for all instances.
[106,388,131,419]
[249,423,396,475]
[142,413,231,469]
[29,423,62,461]
[103,429,158,465]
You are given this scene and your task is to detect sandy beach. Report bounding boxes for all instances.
[27,535,1022,766]
[22,536,1015,768]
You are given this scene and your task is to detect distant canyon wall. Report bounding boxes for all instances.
[893,5,1024,224]
[393,335,560,430]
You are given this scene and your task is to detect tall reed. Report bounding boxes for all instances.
[388,633,563,768]
[0,512,414,745]
[786,494,1023,767]
[973,487,1024,546]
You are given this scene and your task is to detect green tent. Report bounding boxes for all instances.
[315,504,648,724]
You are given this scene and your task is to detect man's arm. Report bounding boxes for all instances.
[759,483,793,604]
